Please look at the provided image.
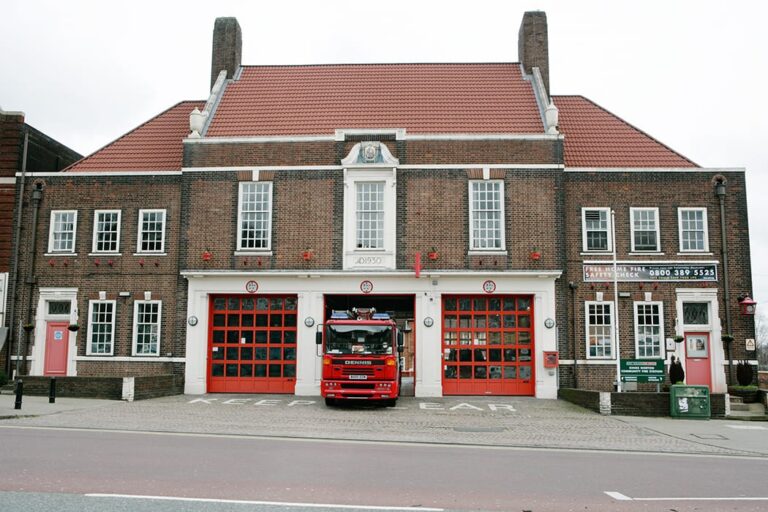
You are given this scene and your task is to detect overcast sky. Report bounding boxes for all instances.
[2,0,767,303]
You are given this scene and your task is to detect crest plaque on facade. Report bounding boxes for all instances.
[362,142,379,163]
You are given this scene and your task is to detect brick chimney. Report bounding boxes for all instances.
[518,11,549,96]
[210,17,242,89]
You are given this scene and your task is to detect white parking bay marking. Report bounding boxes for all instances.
[605,491,768,501]
[86,493,445,510]
[726,424,767,430]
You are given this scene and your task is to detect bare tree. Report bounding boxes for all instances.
[754,308,768,370]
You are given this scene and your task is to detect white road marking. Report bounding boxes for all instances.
[85,493,444,511]
[726,424,767,430]
[606,491,768,501]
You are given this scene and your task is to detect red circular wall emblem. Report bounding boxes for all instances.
[482,280,496,294]
[245,280,259,294]
[360,280,374,294]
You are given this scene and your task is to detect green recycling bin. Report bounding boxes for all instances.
[670,384,710,419]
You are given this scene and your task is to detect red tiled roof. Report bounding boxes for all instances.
[555,95,696,168]
[65,101,205,172]
[205,63,544,136]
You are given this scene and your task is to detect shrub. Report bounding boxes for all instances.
[736,360,754,386]
[0,370,7,387]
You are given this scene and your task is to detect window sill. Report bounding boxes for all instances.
[77,355,185,362]
[467,250,508,256]
[235,250,273,256]
[628,252,664,256]
[45,253,77,257]
[133,253,167,257]
[580,252,612,256]
[676,252,713,256]
[89,252,122,257]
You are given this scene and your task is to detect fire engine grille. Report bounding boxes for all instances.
[341,383,376,389]
[342,368,375,376]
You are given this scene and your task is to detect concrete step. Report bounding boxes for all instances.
[727,401,767,421]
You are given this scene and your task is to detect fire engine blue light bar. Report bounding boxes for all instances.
[372,313,391,320]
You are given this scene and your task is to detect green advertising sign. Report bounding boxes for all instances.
[620,359,665,383]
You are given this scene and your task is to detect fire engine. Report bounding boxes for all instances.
[316,308,404,406]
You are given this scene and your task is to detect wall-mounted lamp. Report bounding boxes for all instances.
[738,295,757,316]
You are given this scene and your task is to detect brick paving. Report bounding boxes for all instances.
[2,394,766,457]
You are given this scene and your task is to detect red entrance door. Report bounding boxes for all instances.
[442,295,535,396]
[684,332,711,388]
[208,295,297,393]
[44,322,69,376]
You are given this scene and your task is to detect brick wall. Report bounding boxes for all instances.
[18,376,123,399]
[6,134,753,397]
[134,374,183,399]
[558,388,601,413]
[183,139,563,168]
[563,170,754,366]
[559,387,727,418]
[9,174,184,376]
[0,113,24,274]
[16,375,180,400]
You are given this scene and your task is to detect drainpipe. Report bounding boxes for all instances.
[569,281,578,388]
[19,183,43,376]
[6,131,28,376]
[715,178,733,385]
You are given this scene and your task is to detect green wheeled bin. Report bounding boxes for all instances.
[670,384,710,419]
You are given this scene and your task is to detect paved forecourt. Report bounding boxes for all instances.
[1,394,766,457]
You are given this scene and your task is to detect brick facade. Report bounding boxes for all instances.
[3,12,755,403]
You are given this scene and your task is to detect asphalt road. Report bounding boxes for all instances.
[2,426,768,511]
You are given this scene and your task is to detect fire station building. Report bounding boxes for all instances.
[4,12,754,399]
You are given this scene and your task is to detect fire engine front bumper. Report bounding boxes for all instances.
[321,381,398,400]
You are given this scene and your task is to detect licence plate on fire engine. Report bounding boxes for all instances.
[349,375,368,380]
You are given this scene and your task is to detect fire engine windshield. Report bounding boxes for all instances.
[326,325,393,355]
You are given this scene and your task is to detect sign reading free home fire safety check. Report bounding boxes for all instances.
[620,359,665,383]
[583,263,717,282]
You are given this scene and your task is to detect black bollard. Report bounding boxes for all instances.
[49,377,56,404]
[14,379,23,410]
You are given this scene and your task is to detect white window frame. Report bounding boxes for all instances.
[48,210,78,254]
[581,207,612,252]
[137,209,167,254]
[585,301,614,359]
[132,300,162,356]
[630,207,660,252]
[237,181,273,252]
[469,180,505,251]
[86,300,116,356]
[91,209,121,254]
[678,207,709,252]
[355,181,385,250]
[634,301,664,359]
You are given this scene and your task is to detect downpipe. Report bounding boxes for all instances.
[715,179,733,386]
[5,131,28,376]
[18,183,43,377]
